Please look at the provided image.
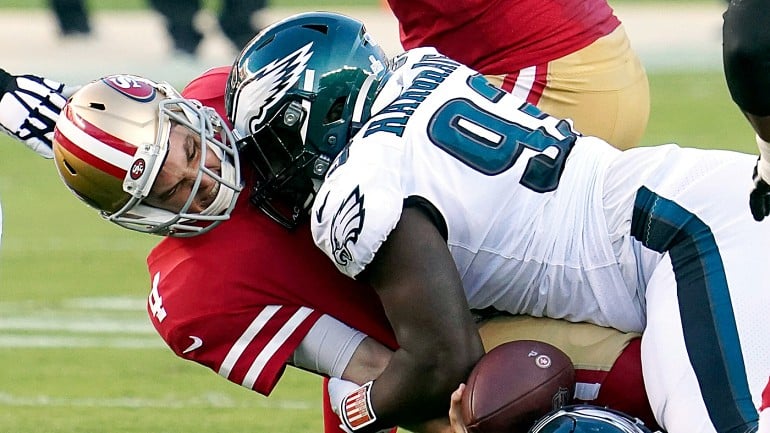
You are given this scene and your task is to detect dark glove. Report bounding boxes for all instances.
[0,68,80,158]
[749,159,770,221]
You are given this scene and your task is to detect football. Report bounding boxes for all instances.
[461,339,575,433]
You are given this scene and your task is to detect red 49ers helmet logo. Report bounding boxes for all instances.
[102,75,156,102]
[130,158,146,180]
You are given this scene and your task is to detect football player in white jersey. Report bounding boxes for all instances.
[226,12,770,433]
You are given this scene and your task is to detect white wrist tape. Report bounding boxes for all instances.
[756,134,770,182]
[328,377,361,416]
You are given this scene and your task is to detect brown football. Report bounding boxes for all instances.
[461,340,575,433]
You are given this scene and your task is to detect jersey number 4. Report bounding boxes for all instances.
[427,74,576,193]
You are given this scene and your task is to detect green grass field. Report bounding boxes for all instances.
[0,61,758,433]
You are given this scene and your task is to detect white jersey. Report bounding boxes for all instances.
[312,48,770,433]
[312,48,645,332]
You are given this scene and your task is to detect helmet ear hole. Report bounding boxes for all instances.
[62,159,78,175]
[324,97,346,124]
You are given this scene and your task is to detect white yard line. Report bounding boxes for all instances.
[0,334,161,348]
[0,391,313,409]
[0,297,159,348]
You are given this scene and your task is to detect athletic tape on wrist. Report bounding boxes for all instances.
[757,134,770,181]
[329,377,360,416]
[340,381,377,431]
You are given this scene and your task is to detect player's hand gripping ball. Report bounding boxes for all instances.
[461,340,575,433]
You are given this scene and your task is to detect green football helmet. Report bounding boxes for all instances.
[528,405,655,433]
[225,11,390,228]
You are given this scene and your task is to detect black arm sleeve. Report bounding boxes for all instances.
[0,68,12,95]
[723,0,770,115]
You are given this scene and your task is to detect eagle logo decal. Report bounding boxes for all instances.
[331,186,365,267]
[232,42,314,133]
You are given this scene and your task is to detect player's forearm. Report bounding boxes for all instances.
[334,330,480,433]
[380,347,470,420]
[342,207,484,432]
[341,336,393,384]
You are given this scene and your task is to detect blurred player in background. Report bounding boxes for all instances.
[48,0,91,38]
[150,0,267,57]
[386,0,649,150]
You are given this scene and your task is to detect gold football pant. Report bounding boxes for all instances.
[477,315,657,429]
[485,25,649,150]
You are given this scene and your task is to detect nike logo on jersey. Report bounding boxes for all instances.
[182,336,203,354]
[331,186,365,266]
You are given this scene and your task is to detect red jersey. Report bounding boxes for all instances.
[147,67,396,396]
[388,0,620,75]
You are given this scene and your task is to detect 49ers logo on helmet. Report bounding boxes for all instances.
[130,158,146,180]
[102,75,156,102]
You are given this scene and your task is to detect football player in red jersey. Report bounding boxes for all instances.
[1,68,651,433]
[385,0,649,151]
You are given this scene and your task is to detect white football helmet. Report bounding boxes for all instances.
[53,74,242,236]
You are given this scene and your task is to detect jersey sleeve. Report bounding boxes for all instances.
[147,261,323,396]
[180,66,232,127]
[311,138,406,278]
[164,304,322,395]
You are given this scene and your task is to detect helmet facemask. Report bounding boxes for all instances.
[236,97,320,229]
[108,95,242,237]
[238,78,378,229]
